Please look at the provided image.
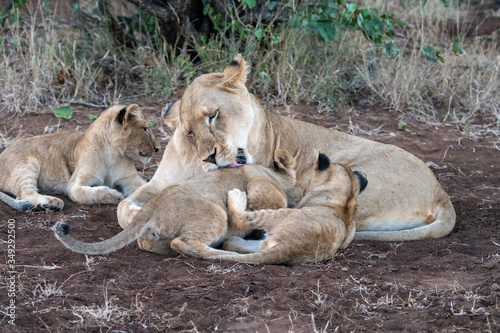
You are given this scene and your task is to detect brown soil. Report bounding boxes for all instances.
[0,105,499,332]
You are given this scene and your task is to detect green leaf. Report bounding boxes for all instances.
[436,51,444,63]
[51,106,73,119]
[346,3,357,15]
[396,19,404,28]
[453,36,463,55]
[441,0,449,7]
[254,29,263,40]
[70,0,79,12]
[398,120,410,132]
[421,45,443,63]
[148,119,156,127]
[241,0,256,9]
[42,0,50,12]
[88,114,98,120]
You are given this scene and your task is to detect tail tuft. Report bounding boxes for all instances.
[20,201,34,211]
[53,222,70,235]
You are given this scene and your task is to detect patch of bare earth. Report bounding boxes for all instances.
[0,105,498,332]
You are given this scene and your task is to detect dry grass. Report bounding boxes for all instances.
[0,0,498,147]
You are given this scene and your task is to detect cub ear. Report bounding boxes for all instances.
[116,104,141,126]
[219,54,249,89]
[353,171,368,193]
[315,151,331,171]
[162,100,180,129]
[273,149,296,171]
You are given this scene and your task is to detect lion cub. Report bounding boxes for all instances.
[52,149,303,257]
[181,152,368,265]
[0,104,158,211]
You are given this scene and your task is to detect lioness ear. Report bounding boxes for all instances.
[162,100,180,129]
[116,104,141,126]
[354,171,368,193]
[316,151,331,171]
[273,149,296,171]
[219,54,249,89]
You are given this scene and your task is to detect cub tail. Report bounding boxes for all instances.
[52,221,142,255]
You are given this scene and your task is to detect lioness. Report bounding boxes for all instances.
[118,54,456,241]
[52,149,303,256]
[0,104,159,211]
[173,152,367,265]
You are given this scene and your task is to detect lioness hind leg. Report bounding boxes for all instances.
[14,159,64,211]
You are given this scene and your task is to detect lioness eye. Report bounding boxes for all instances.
[142,127,148,133]
[208,110,219,124]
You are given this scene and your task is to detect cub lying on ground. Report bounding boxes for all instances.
[0,104,159,211]
[52,149,303,257]
[173,152,367,265]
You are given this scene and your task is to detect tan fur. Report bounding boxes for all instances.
[118,55,456,242]
[52,150,303,256]
[173,153,365,265]
[0,104,158,211]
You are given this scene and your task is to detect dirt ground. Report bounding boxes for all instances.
[0,104,499,332]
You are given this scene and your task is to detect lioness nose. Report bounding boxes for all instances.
[155,147,159,152]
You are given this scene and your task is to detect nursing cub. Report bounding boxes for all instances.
[0,104,158,211]
[176,152,368,265]
[52,149,302,256]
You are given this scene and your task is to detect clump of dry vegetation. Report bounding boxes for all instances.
[0,0,498,142]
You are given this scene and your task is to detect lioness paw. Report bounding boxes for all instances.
[97,187,125,204]
[228,189,247,212]
[34,195,64,211]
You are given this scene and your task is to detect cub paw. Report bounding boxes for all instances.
[227,189,247,212]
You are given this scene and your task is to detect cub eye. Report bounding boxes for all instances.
[208,110,219,124]
[142,127,148,133]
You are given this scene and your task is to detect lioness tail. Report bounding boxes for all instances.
[0,191,33,211]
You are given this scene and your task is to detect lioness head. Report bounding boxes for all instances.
[104,104,159,164]
[162,54,255,171]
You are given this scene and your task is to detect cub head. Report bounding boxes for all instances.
[299,151,368,198]
[271,149,303,207]
[162,54,255,171]
[102,104,159,164]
